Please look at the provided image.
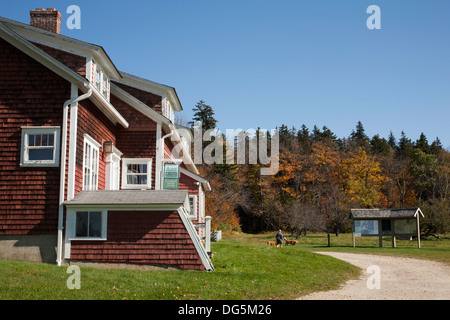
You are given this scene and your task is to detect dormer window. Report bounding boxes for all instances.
[92,61,109,101]
[163,98,174,122]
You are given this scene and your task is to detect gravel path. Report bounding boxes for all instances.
[299,252,450,300]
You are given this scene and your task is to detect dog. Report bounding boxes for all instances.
[285,238,298,245]
[267,241,276,246]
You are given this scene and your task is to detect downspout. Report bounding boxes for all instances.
[56,84,92,266]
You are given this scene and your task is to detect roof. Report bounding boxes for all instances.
[351,208,424,219]
[0,15,121,79]
[113,72,183,111]
[64,190,189,206]
[0,20,129,128]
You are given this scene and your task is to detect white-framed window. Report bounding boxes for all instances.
[162,98,174,122]
[67,209,107,240]
[83,134,100,191]
[121,158,152,189]
[188,195,198,219]
[93,61,109,101]
[20,127,61,167]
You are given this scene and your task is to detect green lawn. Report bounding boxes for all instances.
[0,232,448,300]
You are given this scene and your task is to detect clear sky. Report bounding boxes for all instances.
[2,0,449,148]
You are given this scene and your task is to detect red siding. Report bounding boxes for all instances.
[0,38,70,235]
[111,94,157,188]
[74,98,118,195]
[32,42,86,77]
[70,211,204,270]
[179,173,200,223]
[113,82,162,114]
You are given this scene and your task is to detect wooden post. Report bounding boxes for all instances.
[391,219,396,248]
[352,221,356,248]
[378,219,383,248]
[205,216,211,253]
[417,213,421,249]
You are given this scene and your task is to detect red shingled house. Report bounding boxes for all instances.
[0,9,214,271]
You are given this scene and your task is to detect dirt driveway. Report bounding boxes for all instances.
[299,252,450,300]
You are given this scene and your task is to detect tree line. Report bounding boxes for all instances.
[185,101,450,237]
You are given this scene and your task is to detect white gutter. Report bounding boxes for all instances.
[56,84,92,266]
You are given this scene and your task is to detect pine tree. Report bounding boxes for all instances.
[387,131,397,149]
[398,131,413,158]
[189,100,218,131]
[370,134,391,155]
[350,121,369,149]
[415,132,431,154]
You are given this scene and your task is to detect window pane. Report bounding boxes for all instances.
[127,175,137,185]
[28,134,35,146]
[48,134,54,146]
[28,148,53,161]
[42,134,48,146]
[35,134,42,146]
[89,212,102,237]
[76,212,88,237]
[128,164,147,174]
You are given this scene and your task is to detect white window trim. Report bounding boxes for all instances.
[188,194,198,220]
[92,60,110,101]
[82,134,100,191]
[20,126,61,167]
[121,158,153,189]
[66,209,107,241]
[105,146,122,191]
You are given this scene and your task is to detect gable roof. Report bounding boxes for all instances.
[0,20,129,128]
[110,83,170,125]
[113,72,183,111]
[351,208,424,219]
[0,15,121,79]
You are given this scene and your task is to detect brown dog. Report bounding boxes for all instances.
[285,238,298,245]
[267,241,276,246]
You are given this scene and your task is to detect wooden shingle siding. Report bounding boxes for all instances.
[74,98,118,194]
[70,211,204,270]
[0,38,70,235]
[113,82,162,114]
[32,42,86,77]
[179,173,200,223]
[111,94,157,188]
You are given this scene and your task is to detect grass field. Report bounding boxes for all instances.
[0,232,448,300]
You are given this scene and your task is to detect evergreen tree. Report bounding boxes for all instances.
[189,100,218,131]
[370,134,391,155]
[415,132,431,154]
[350,121,369,149]
[398,131,414,157]
[430,137,443,155]
[387,131,397,149]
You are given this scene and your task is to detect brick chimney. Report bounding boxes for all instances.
[30,8,62,34]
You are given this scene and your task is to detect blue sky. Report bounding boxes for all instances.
[2,1,450,148]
